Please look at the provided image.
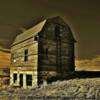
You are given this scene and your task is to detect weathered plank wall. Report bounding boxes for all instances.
[11,37,38,70]
[11,17,75,86]
[38,22,75,83]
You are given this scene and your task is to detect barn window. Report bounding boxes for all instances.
[26,74,32,86]
[55,25,61,38]
[13,74,17,83]
[47,24,54,31]
[45,48,48,59]
[24,49,28,62]
[34,35,39,41]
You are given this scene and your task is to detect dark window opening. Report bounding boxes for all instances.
[34,35,38,41]
[55,25,61,38]
[13,74,17,83]
[45,47,48,59]
[20,74,23,87]
[24,49,28,62]
[26,75,32,86]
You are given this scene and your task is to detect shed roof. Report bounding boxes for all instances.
[12,19,46,46]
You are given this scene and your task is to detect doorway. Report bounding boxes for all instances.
[26,74,32,86]
[20,74,23,87]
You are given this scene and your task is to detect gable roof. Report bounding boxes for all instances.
[46,16,76,42]
[12,16,76,46]
[12,19,47,46]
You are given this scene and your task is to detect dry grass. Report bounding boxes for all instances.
[0,78,100,100]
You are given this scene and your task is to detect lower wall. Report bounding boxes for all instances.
[0,77,9,87]
[10,70,37,88]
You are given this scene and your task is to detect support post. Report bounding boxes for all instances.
[17,74,20,86]
[10,72,13,85]
[23,74,26,88]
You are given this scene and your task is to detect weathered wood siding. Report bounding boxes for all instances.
[38,22,75,82]
[11,17,75,86]
[11,37,38,87]
[11,37,38,70]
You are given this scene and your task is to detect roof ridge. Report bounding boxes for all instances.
[12,19,47,46]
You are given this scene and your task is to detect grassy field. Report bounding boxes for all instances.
[0,78,100,100]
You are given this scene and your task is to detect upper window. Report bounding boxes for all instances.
[55,25,62,38]
[34,35,39,41]
[45,47,48,59]
[55,25,60,36]
[24,49,28,62]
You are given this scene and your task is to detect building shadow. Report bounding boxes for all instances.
[46,71,100,84]
[75,71,100,78]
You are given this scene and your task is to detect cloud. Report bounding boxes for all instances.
[75,55,100,71]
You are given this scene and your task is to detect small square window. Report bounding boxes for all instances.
[34,36,38,41]
[45,48,48,59]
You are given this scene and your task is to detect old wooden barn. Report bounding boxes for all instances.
[10,16,76,88]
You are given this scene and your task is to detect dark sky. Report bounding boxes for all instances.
[0,0,100,60]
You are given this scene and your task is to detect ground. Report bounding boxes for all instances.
[0,78,100,100]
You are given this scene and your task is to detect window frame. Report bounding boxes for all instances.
[24,49,28,62]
